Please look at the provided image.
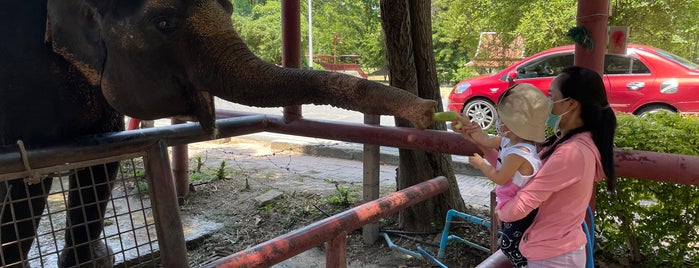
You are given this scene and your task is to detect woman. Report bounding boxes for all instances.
[456,66,617,267]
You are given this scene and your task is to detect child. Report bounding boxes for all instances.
[456,83,551,268]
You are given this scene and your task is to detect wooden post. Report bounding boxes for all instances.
[144,140,189,267]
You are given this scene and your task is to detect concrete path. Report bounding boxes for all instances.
[187,132,494,210]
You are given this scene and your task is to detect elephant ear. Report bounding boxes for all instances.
[46,0,106,86]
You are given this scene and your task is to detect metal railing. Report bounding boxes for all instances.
[205,176,449,267]
[3,111,699,267]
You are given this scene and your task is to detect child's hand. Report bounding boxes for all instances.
[452,115,472,133]
[468,153,486,168]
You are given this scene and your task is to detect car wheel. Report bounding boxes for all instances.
[462,98,496,130]
[635,104,676,116]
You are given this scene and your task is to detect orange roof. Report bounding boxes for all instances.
[466,33,525,68]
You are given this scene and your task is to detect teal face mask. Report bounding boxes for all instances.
[546,113,562,129]
[547,98,570,130]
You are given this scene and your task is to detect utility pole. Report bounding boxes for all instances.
[307,0,313,69]
[333,32,342,65]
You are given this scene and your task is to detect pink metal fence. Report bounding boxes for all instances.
[206,176,449,268]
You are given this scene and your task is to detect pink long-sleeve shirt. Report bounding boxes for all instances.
[497,132,605,260]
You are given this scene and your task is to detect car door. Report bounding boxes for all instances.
[514,53,574,96]
[603,54,654,113]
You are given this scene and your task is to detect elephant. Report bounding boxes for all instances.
[1,0,436,267]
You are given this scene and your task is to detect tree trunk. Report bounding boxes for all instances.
[380,0,466,231]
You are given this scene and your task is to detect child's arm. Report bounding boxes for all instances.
[469,153,528,185]
[453,119,501,152]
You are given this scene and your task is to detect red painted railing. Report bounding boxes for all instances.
[205,176,450,268]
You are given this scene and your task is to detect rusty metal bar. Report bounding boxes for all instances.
[205,176,449,268]
[326,231,348,268]
[170,117,190,203]
[216,110,480,156]
[475,251,512,268]
[4,111,698,186]
[281,0,303,122]
[0,115,267,176]
[614,149,699,185]
[144,140,189,267]
[216,110,699,186]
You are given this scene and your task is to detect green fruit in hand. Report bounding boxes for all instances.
[431,111,462,122]
[432,111,465,130]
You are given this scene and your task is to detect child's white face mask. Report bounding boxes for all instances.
[495,120,510,137]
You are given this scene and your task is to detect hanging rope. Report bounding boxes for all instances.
[17,140,43,184]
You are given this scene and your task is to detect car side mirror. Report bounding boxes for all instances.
[507,71,517,83]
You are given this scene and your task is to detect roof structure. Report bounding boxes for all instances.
[465,32,526,70]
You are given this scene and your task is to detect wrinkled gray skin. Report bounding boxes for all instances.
[49,0,436,132]
[0,0,435,267]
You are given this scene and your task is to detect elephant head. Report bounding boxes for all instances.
[45,0,436,133]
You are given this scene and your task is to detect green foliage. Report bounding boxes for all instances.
[188,158,228,182]
[325,179,358,207]
[215,160,228,180]
[228,0,697,84]
[231,1,283,64]
[596,113,699,267]
[229,0,698,83]
[610,0,699,63]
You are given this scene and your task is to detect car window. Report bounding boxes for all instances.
[604,55,650,74]
[516,54,574,79]
[653,48,699,70]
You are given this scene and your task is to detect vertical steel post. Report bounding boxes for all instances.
[145,140,189,267]
[326,231,348,268]
[281,0,302,122]
[362,114,381,244]
[170,118,189,204]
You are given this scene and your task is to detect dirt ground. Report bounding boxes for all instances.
[178,140,492,267]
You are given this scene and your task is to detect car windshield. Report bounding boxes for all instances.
[653,48,699,70]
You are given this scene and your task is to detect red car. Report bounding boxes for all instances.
[447,44,699,129]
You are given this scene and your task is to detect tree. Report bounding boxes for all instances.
[380,0,466,231]
[231,1,284,64]
[309,0,385,71]
[609,0,699,63]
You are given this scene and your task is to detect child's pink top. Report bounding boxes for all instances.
[494,138,541,210]
[497,132,605,260]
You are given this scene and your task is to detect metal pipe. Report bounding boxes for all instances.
[326,231,347,268]
[0,115,267,177]
[205,176,449,268]
[144,141,189,267]
[378,232,423,259]
[242,112,481,155]
[170,117,189,203]
[281,0,303,122]
[3,111,699,186]
[475,251,512,268]
[216,110,699,186]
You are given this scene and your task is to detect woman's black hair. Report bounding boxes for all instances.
[540,66,617,191]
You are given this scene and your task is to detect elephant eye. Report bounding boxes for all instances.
[155,17,176,34]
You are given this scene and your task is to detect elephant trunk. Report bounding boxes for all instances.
[188,20,435,129]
